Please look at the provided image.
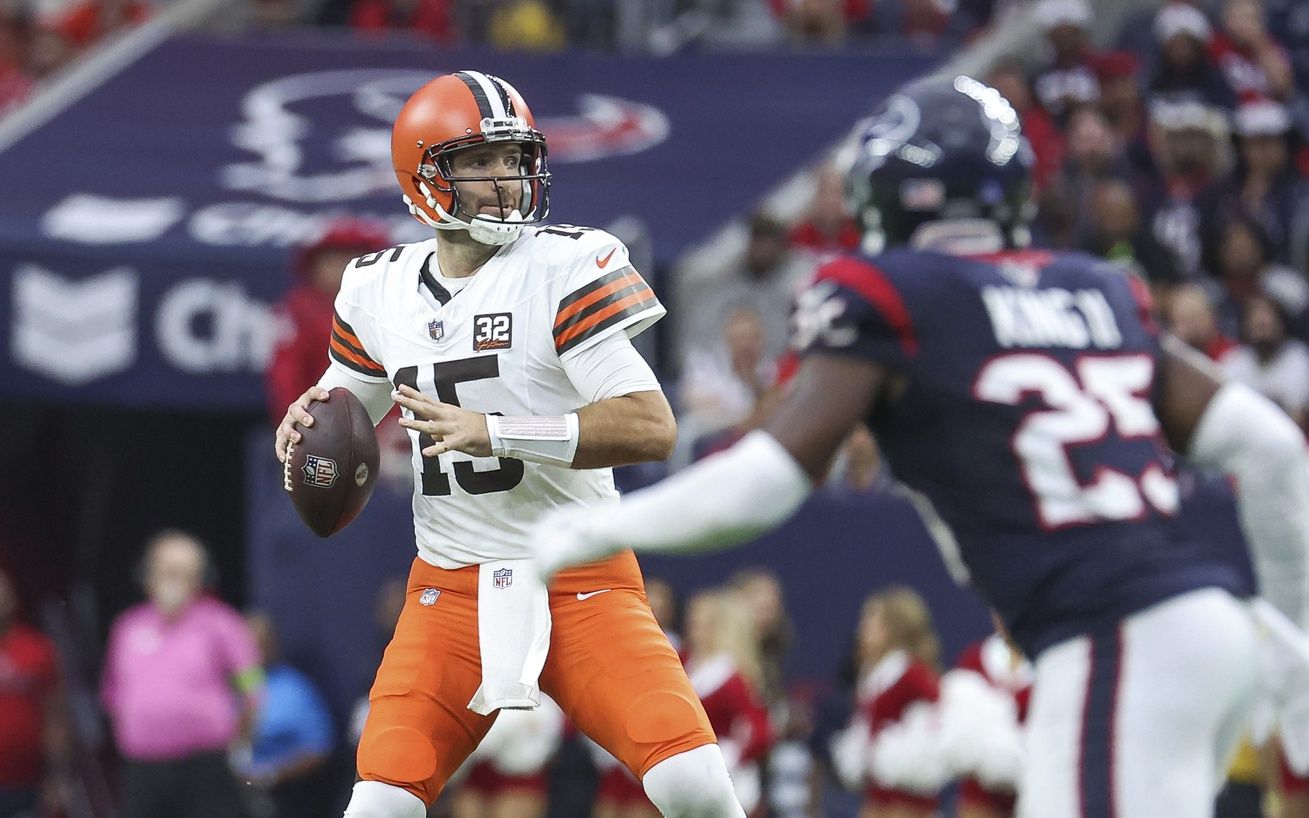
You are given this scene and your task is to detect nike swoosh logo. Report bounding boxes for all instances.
[576,589,613,601]
[595,248,617,269]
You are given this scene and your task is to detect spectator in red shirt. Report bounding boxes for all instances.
[0,569,67,818]
[1210,0,1295,103]
[265,218,390,425]
[789,164,860,255]
[348,0,455,41]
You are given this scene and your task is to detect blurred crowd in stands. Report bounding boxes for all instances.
[0,0,1015,119]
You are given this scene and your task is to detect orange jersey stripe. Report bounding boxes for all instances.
[329,336,384,372]
[554,271,644,328]
[332,316,364,348]
[554,289,657,348]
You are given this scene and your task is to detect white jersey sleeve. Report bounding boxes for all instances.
[327,255,392,384]
[548,228,665,361]
[562,331,661,403]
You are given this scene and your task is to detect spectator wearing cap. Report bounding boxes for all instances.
[265,218,390,425]
[1094,50,1159,179]
[1149,3,1239,111]
[1199,99,1307,266]
[1210,0,1294,103]
[1141,98,1231,277]
[1030,0,1102,121]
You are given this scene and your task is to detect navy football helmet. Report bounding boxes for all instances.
[846,75,1034,253]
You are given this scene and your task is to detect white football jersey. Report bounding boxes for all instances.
[328,224,665,568]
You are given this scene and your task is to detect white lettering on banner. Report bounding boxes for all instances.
[11,265,138,385]
[156,280,278,373]
[42,195,186,244]
[187,203,427,248]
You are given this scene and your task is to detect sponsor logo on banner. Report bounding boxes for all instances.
[220,69,670,204]
[11,265,138,385]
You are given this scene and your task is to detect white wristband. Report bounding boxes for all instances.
[487,413,580,467]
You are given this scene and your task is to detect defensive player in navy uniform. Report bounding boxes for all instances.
[529,77,1309,817]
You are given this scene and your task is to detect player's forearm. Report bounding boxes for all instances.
[1189,381,1309,628]
[571,391,676,469]
[535,431,812,576]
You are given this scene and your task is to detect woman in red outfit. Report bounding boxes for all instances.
[683,588,773,817]
[832,586,944,818]
[451,696,564,818]
[950,629,1031,818]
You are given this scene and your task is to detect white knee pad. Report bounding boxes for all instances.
[642,744,746,818]
[342,781,426,818]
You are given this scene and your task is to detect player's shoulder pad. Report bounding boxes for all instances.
[338,241,430,296]
[527,224,631,280]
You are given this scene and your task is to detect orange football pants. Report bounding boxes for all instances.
[356,550,716,806]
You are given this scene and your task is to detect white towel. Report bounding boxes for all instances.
[467,558,552,715]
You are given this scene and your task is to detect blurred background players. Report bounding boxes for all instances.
[100,531,262,818]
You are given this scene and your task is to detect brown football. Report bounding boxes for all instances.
[283,387,380,537]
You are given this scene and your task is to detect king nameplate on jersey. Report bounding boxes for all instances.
[980,286,1124,350]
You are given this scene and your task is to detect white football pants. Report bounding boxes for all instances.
[1018,587,1257,818]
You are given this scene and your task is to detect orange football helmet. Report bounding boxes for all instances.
[391,70,551,245]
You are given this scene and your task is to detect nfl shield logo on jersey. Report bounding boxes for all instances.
[493,568,513,589]
[419,588,440,606]
[428,320,445,341]
[302,455,338,488]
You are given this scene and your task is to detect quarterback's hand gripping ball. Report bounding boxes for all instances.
[283,387,380,537]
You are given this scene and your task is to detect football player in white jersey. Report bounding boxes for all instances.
[274,71,743,818]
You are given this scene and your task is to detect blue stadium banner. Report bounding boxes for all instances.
[0,33,938,409]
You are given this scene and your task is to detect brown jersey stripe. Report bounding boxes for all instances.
[555,290,660,353]
[329,325,376,363]
[332,311,365,345]
[556,267,632,316]
[329,336,386,375]
[553,279,652,341]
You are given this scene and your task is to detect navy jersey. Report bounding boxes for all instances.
[795,248,1250,656]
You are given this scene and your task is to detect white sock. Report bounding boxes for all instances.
[642,744,745,818]
[342,781,426,818]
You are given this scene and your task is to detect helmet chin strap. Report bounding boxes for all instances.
[465,210,525,246]
[405,181,527,245]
